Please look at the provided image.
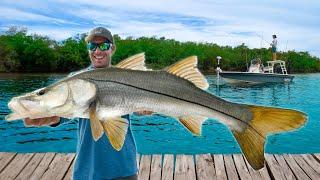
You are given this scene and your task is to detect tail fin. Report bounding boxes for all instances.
[232,105,307,170]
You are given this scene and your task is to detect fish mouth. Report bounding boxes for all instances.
[5,112,26,121]
[6,98,30,121]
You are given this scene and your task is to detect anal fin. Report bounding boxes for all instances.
[178,115,207,136]
[101,117,129,151]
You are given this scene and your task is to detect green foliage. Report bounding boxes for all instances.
[56,35,89,72]
[0,26,319,73]
[1,27,58,72]
[0,36,19,71]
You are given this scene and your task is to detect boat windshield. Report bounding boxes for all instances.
[248,58,263,73]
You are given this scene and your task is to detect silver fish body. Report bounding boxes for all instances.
[73,68,249,131]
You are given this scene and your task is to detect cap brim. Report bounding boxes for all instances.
[85,34,113,43]
[85,35,94,42]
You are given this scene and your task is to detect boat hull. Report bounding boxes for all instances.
[219,72,294,84]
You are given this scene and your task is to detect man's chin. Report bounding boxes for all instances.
[93,61,108,68]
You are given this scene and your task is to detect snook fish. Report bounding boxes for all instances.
[6,53,306,170]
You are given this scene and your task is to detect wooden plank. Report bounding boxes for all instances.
[138,155,151,180]
[0,153,16,173]
[15,153,46,180]
[291,154,320,179]
[274,154,296,180]
[302,154,320,174]
[174,155,196,180]
[63,156,75,180]
[40,153,75,180]
[265,154,286,180]
[29,153,56,179]
[223,154,238,180]
[243,156,263,180]
[283,154,310,180]
[258,167,272,180]
[196,154,216,180]
[161,154,174,180]
[212,154,227,180]
[314,153,320,163]
[150,154,162,180]
[1,153,319,180]
[233,154,252,180]
[0,153,34,179]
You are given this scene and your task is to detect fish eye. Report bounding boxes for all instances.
[37,89,46,96]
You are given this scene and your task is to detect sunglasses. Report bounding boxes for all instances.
[87,42,112,51]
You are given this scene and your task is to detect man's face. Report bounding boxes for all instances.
[88,36,115,68]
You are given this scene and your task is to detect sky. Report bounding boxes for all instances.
[0,0,319,57]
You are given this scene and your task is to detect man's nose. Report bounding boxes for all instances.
[94,47,103,54]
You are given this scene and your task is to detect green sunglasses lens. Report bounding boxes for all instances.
[99,43,111,51]
[87,42,111,51]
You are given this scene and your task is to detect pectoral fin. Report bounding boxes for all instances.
[101,117,129,151]
[178,115,207,136]
[89,104,104,141]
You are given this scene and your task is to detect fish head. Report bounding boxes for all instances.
[6,82,71,120]
[6,78,97,121]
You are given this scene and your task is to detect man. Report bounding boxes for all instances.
[271,34,278,60]
[25,27,140,180]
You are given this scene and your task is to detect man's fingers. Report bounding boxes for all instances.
[134,110,154,116]
[25,118,38,126]
[24,116,60,127]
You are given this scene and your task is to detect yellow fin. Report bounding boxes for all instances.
[115,53,146,70]
[101,117,129,151]
[178,115,207,136]
[165,56,209,90]
[232,105,307,170]
[89,105,104,141]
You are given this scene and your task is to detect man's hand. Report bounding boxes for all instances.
[134,110,154,116]
[24,116,60,127]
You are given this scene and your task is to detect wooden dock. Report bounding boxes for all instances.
[0,153,319,180]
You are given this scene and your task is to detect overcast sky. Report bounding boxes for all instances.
[1,0,319,57]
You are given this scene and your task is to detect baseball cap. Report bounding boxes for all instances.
[85,27,114,43]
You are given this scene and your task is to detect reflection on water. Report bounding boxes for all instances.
[0,73,320,154]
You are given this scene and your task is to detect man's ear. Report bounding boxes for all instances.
[111,44,116,55]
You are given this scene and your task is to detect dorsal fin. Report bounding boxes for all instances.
[115,53,146,70]
[165,56,209,90]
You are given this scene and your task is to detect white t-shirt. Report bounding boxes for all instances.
[271,38,278,48]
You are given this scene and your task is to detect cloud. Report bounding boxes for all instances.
[0,0,319,56]
[0,6,70,25]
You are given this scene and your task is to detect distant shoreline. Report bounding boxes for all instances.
[1,27,319,74]
[0,70,318,77]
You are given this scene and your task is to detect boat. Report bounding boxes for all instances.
[217,58,294,84]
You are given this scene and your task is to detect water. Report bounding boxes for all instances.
[0,73,319,154]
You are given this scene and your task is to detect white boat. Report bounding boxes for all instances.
[218,58,294,84]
